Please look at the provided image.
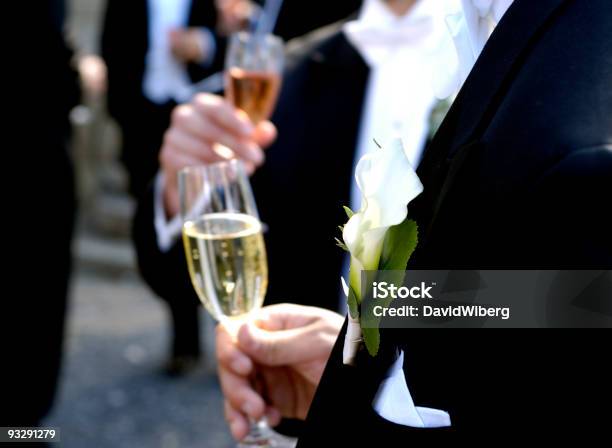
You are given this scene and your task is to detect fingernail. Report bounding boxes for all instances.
[242,122,255,136]
[241,402,258,417]
[237,324,255,351]
[260,120,275,135]
[248,145,264,164]
[237,111,254,135]
[266,407,281,425]
[230,421,241,437]
[231,357,251,375]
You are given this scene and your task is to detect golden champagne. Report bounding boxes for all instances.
[182,213,268,320]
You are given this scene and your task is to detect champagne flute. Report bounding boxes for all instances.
[179,160,293,448]
[225,31,284,124]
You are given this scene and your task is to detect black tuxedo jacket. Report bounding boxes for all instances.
[299,0,612,444]
[133,24,374,311]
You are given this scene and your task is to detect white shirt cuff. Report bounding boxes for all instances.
[154,172,183,252]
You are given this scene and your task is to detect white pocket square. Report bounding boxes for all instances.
[373,351,451,428]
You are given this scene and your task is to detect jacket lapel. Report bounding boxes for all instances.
[413,0,569,246]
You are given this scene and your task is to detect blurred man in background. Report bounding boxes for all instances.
[3,0,80,427]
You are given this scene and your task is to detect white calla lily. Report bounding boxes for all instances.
[341,139,423,365]
[343,139,423,294]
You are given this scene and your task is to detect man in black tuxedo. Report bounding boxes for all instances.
[215,0,612,442]
[3,0,79,426]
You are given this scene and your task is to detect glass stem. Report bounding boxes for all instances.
[239,417,272,447]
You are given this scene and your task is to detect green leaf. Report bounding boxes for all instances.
[379,219,418,271]
[362,327,380,356]
[359,273,386,357]
[361,219,419,358]
[343,206,354,219]
[347,283,359,319]
[335,237,349,252]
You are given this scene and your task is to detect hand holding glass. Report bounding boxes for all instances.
[179,161,292,447]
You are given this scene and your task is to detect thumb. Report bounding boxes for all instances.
[237,322,312,366]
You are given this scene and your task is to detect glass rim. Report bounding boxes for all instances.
[178,158,245,179]
[231,31,283,46]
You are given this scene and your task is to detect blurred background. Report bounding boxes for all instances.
[44,0,231,447]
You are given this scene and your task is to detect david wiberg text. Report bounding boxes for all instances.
[370,281,511,321]
[373,304,511,320]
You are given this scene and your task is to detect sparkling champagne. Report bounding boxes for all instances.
[182,213,268,320]
[226,67,281,123]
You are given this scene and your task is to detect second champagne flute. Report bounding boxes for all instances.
[225,31,284,124]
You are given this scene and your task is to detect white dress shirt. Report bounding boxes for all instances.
[143,0,215,104]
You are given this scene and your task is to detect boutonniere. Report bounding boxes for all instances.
[336,139,423,365]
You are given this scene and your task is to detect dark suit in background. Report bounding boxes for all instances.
[2,0,79,426]
[299,0,612,444]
